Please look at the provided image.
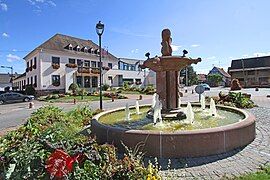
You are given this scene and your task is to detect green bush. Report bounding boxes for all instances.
[102,84,110,91]
[68,83,79,94]
[25,85,36,95]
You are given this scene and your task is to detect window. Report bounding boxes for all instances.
[30,59,33,67]
[52,57,60,64]
[84,76,90,88]
[108,63,113,69]
[52,75,60,86]
[34,75,37,87]
[130,65,135,71]
[247,71,255,75]
[27,61,29,68]
[30,76,33,85]
[77,59,82,67]
[68,44,73,50]
[98,62,103,68]
[33,57,37,69]
[27,78,29,85]
[91,61,97,67]
[76,76,82,87]
[69,58,75,64]
[92,77,98,87]
[84,60,90,67]
[76,46,80,51]
[83,47,88,52]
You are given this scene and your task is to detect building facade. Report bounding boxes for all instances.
[13,34,153,94]
[228,56,270,87]
[208,66,231,87]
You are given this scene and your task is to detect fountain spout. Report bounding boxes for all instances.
[135,100,141,115]
[210,98,217,116]
[201,95,206,110]
[125,103,131,121]
[186,102,194,124]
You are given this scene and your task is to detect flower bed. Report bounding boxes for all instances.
[0,106,159,179]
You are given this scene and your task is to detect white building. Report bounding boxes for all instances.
[13,34,155,95]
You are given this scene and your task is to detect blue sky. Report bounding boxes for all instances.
[1,0,270,74]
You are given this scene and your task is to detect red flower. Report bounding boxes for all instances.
[46,149,83,178]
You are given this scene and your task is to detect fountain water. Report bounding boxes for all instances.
[135,100,141,115]
[201,95,206,110]
[178,97,182,108]
[153,94,162,124]
[125,103,131,120]
[186,102,194,124]
[151,93,157,108]
[210,98,217,116]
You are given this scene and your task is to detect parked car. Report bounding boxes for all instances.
[201,83,210,91]
[0,92,34,105]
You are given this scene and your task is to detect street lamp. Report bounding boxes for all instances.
[96,21,104,110]
[1,65,14,89]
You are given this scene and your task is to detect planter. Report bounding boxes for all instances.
[66,63,78,68]
[91,68,100,74]
[52,64,60,69]
[52,82,60,87]
[33,64,37,69]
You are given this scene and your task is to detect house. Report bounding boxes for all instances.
[228,56,270,87]
[208,66,231,86]
[12,72,26,91]
[13,34,153,95]
[197,74,207,83]
[0,73,21,91]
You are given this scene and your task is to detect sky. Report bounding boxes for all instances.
[1,0,270,74]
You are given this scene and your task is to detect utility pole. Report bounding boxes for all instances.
[241,58,247,87]
[1,65,14,89]
[185,67,188,86]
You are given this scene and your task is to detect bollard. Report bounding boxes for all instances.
[255,87,259,91]
[73,98,76,104]
[192,90,194,94]
[29,102,34,109]
[112,96,115,102]
[139,95,142,100]
[185,89,188,93]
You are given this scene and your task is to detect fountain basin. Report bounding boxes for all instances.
[90,104,255,158]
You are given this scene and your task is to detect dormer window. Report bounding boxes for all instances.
[74,45,80,51]
[68,44,72,50]
[83,47,88,52]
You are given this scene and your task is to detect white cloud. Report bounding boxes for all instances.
[27,0,56,13]
[2,32,9,37]
[171,44,181,52]
[131,49,139,53]
[12,49,17,52]
[206,56,216,60]
[253,52,270,57]
[6,54,21,62]
[0,2,7,11]
[191,44,200,48]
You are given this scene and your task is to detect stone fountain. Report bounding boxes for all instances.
[141,29,201,120]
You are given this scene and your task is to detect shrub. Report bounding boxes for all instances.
[25,85,36,95]
[231,78,242,91]
[69,83,79,94]
[102,84,110,91]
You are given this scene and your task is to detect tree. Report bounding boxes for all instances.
[180,65,198,86]
[25,85,36,95]
[207,74,223,87]
[68,83,79,94]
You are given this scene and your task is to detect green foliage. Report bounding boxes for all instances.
[228,92,256,108]
[232,165,269,179]
[180,65,198,86]
[25,85,36,95]
[207,74,223,87]
[68,83,79,94]
[102,84,110,91]
[0,106,158,179]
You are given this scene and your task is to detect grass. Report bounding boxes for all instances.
[41,95,110,103]
[106,90,142,94]
[230,165,270,180]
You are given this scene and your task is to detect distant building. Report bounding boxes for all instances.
[13,73,26,91]
[197,74,207,83]
[0,73,21,91]
[12,34,154,95]
[208,66,231,86]
[228,56,270,87]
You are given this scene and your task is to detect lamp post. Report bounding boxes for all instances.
[96,21,104,110]
[1,65,14,89]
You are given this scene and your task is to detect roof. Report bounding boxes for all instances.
[209,67,231,78]
[24,33,118,60]
[197,74,207,81]
[118,58,144,65]
[229,56,270,70]
[13,72,26,80]
[0,73,12,84]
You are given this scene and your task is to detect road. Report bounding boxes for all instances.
[0,87,269,134]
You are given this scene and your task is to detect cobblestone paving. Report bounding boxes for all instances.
[150,107,270,179]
